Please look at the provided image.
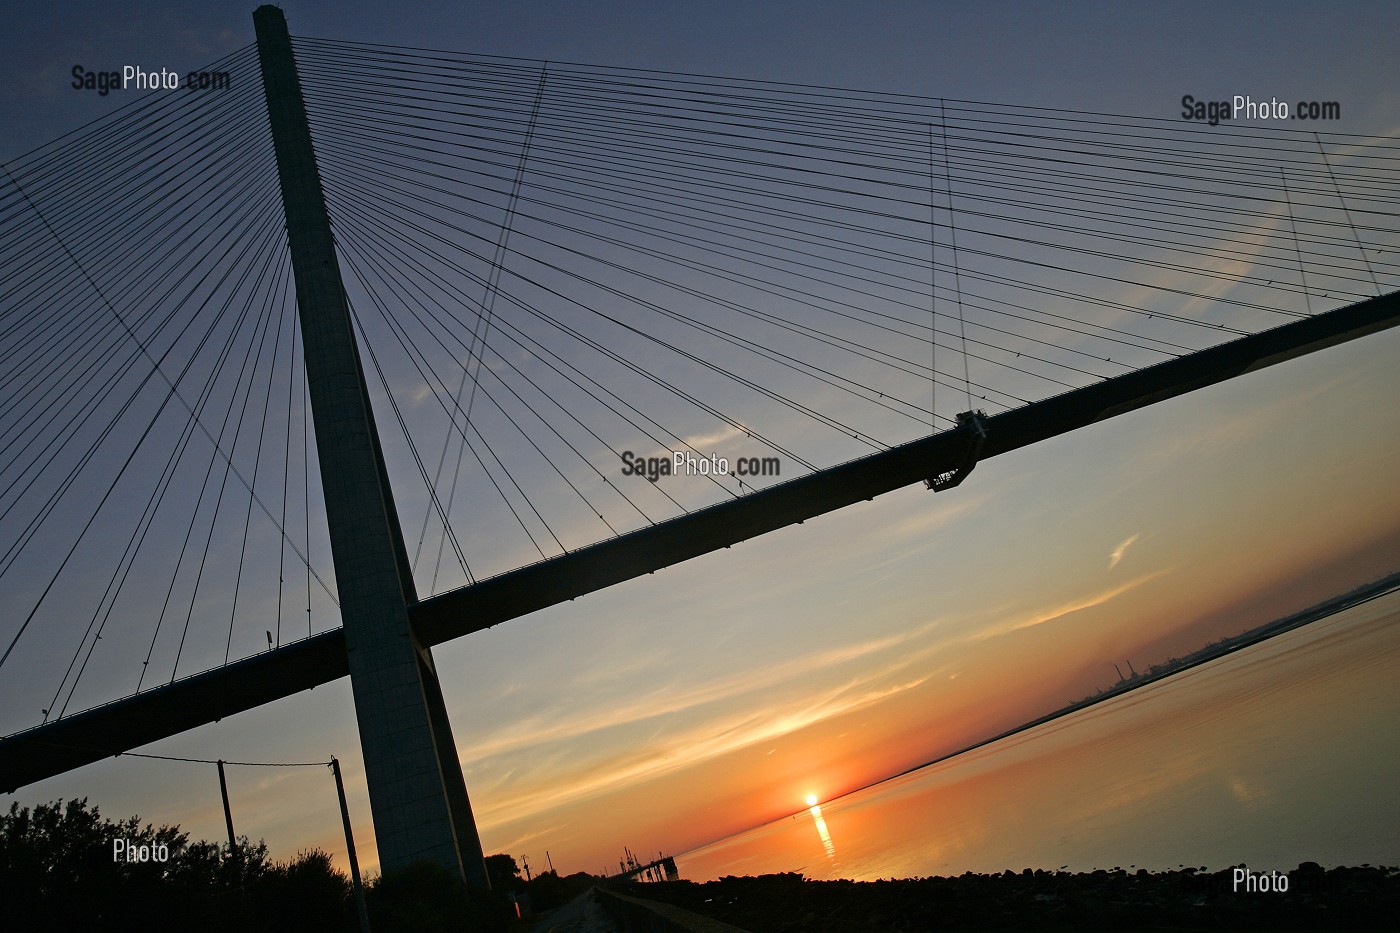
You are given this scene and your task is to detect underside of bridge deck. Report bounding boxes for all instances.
[2,288,1396,794]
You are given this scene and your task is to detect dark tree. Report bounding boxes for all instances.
[0,798,352,932]
[484,851,521,891]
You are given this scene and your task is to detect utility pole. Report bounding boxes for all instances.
[217,759,237,852]
[331,757,372,933]
[252,5,488,889]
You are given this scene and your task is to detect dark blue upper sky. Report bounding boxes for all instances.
[6,0,1399,157]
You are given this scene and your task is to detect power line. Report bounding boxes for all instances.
[119,751,330,768]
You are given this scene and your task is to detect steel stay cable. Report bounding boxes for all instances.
[413,63,549,578]
[334,264,475,577]
[303,103,1388,295]
[312,136,1208,357]
[0,142,279,448]
[308,115,1394,298]
[131,259,286,692]
[333,225,628,545]
[315,134,1159,375]
[0,210,283,676]
[289,45,1394,173]
[349,284,540,564]
[400,164,1111,385]
[325,168,1074,400]
[921,176,1398,278]
[0,76,268,283]
[325,174,873,458]
[494,138,1387,301]
[0,171,284,578]
[323,192,742,507]
[938,143,1399,226]
[168,227,289,684]
[292,70,1400,215]
[1,42,258,173]
[0,145,279,460]
[47,261,270,711]
[429,64,550,587]
[322,190,1030,420]
[59,224,291,713]
[326,184,694,515]
[292,38,1400,151]
[322,199,680,520]
[319,152,959,400]
[275,272,299,648]
[313,120,1386,313]
[0,116,276,385]
[223,247,296,665]
[0,167,284,568]
[1,193,337,682]
[321,176,827,471]
[3,63,267,235]
[321,138,1268,355]
[939,146,1399,238]
[1,179,340,615]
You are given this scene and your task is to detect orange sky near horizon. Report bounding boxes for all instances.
[434,324,1400,874]
[9,319,1398,880]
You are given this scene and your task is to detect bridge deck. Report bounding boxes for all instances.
[2,289,1397,792]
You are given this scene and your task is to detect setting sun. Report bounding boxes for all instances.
[806,794,819,807]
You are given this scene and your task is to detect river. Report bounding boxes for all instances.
[677,588,1400,881]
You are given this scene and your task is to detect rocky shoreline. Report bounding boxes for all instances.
[616,863,1400,931]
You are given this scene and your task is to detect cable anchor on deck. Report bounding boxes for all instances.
[926,410,988,492]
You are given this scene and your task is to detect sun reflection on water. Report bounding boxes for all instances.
[808,801,836,860]
[679,603,1400,882]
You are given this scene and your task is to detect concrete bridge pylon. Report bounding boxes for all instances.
[252,4,488,889]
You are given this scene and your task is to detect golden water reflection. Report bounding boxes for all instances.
[679,596,1400,881]
[808,803,836,860]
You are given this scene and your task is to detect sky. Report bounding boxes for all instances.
[2,0,1399,882]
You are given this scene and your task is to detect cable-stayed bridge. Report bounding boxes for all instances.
[2,6,1398,884]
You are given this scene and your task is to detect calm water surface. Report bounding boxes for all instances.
[678,590,1400,881]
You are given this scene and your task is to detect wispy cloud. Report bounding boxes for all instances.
[1123,369,1355,476]
[970,569,1170,642]
[1108,533,1140,569]
[475,669,935,828]
[621,422,750,465]
[456,620,942,764]
[683,423,748,450]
